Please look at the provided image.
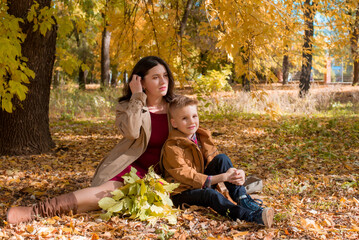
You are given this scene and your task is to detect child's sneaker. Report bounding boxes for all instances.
[248,207,274,228]
[238,194,263,211]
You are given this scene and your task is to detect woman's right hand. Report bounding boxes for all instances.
[129,74,143,94]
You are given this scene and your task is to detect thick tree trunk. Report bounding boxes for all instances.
[101,25,111,88]
[351,4,359,86]
[299,0,315,97]
[282,45,289,85]
[0,0,56,156]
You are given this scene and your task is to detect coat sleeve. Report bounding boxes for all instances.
[163,143,208,189]
[115,92,147,139]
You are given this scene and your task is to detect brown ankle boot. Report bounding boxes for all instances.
[7,192,78,224]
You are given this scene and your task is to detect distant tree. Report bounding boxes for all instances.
[299,0,316,97]
[282,45,290,85]
[101,0,111,89]
[203,0,286,91]
[0,0,56,155]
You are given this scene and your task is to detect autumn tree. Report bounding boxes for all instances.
[107,0,199,84]
[299,0,317,97]
[54,0,99,89]
[101,0,112,88]
[319,0,359,86]
[0,0,56,155]
[203,0,286,91]
[281,1,299,85]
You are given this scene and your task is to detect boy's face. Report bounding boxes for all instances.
[170,105,199,138]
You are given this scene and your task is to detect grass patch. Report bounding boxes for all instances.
[50,85,120,120]
[197,85,359,118]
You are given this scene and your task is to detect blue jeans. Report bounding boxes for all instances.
[171,154,252,221]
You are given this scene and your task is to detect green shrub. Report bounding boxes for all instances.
[193,65,232,94]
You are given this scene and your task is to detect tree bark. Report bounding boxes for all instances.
[350,3,359,86]
[101,25,111,88]
[0,0,56,156]
[299,0,315,97]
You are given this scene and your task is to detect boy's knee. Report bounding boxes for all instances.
[215,154,233,166]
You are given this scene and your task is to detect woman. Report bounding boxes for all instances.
[7,56,175,224]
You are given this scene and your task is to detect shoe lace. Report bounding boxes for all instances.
[246,194,266,208]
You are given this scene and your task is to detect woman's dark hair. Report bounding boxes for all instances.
[119,56,175,103]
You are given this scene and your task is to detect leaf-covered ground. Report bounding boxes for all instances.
[1,113,358,239]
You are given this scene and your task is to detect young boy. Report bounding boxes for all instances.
[160,95,274,227]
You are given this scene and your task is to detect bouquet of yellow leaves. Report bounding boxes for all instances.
[98,166,180,225]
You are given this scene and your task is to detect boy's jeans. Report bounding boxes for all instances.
[171,154,253,221]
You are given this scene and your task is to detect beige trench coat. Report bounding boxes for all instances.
[91,92,171,187]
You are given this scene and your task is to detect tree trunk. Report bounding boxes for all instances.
[199,50,208,75]
[351,3,359,86]
[242,49,251,92]
[111,65,118,87]
[73,21,88,90]
[78,68,87,90]
[242,76,251,92]
[179,0,194,37]
[0,0,56,156]
[282,45,289,85]
[101,25,111,89]
[299,0,315,97]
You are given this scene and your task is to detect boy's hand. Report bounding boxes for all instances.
[225,168,245,185]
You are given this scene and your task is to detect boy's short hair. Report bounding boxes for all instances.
[169,95,198,118]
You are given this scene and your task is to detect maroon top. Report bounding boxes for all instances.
[110,112,168,182]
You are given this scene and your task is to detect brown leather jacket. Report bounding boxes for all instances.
[91,92,172,186]
[160,127,219,195]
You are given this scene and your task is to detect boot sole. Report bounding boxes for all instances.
[262,208,274,228]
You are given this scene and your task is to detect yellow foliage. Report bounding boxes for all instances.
[0,1,34,113]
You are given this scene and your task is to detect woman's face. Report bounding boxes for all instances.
[142,64,169,98]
